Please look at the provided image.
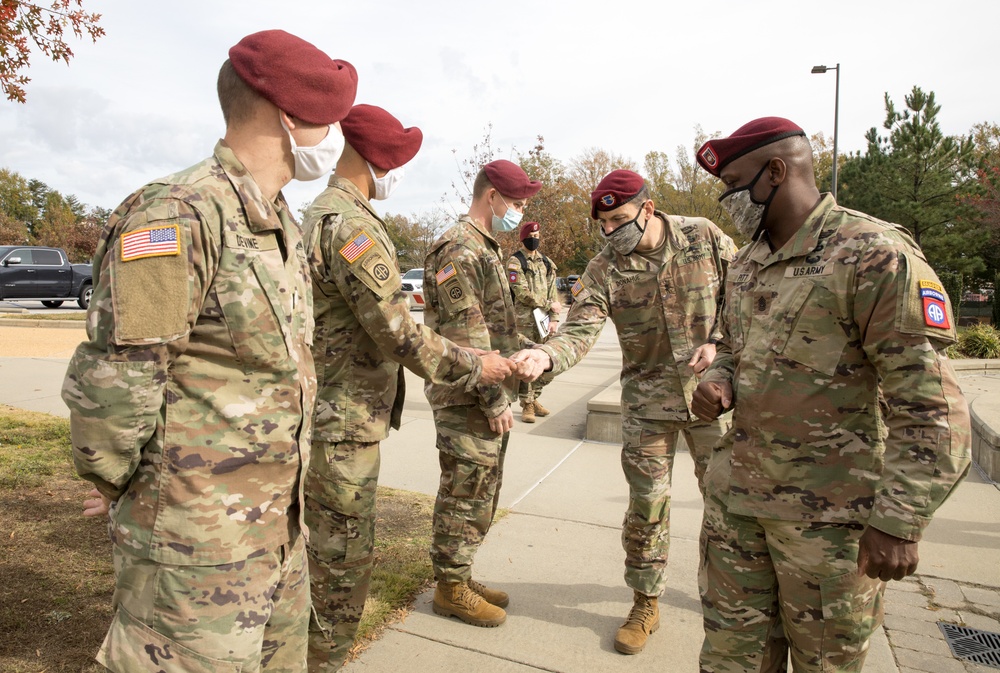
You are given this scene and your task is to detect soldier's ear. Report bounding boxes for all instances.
[767,157,787,186]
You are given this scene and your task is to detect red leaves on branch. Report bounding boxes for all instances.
[0,0,104,103]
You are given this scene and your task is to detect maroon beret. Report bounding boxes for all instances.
[520,221,540,241]
[483,160,542,199]
[590,169,645,219]
[229,30,358,125]
[696,117,806,177]
[341,104,422,170]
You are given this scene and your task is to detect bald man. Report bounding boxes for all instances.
[691,118,971,672]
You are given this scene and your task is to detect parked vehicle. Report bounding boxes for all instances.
[400,267,425,310]
[564,274,580,304]
[0,245,94,309]
[555,276,573,305]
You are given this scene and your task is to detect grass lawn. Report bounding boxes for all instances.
[0,405,436,671]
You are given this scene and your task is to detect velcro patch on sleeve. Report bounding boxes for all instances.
[571,277,585,297]
[339,231,375,263]
[436,262,457,285]
[509,269,519,283]
[362,254,394,288]
[120,224,180,261]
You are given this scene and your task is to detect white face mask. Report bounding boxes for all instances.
[367,162,405,200]
[280,115,345,182]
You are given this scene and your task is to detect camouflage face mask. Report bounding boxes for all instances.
[601,200,649,256]
[719,163,777,241]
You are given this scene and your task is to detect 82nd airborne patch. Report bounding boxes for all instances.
[919,280,950,329]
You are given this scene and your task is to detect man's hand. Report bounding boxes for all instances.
[478,351,513,386]
[687,343,717,375]
[550,301,562,315]
[488,405,514,434]
[547,321,559,336]
[83,488,111,517]
[857,527,919,581]
[692,380,732,422]
[510,349,552,382]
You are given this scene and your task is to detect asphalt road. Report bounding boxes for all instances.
[0,300,85,315]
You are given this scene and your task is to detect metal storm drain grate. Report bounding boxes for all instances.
[939,622,1000,669]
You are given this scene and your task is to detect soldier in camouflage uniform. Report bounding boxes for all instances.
[507,221,561,423]
[63,31,357,672]
[513,169,737,655]
[692,117,971,672]
[301,105,513,671]
[423,160,542,628]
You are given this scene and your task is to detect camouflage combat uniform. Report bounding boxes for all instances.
[540,212,737,596]
[698,195,972,672]
[302,176,486,671]
[507,248,559,406]
[423,215,525,583]
[61,141,316,673]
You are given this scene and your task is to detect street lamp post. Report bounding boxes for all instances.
[811,63,840,200]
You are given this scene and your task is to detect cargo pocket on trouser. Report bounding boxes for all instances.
[818,570,882,672]
[98,606,240,673]
[431,449,498,582]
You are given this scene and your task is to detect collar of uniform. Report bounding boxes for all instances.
[460,214,500,251]
[661,212,694,254]
[751,193,836,268]
[214,140,285,234]
[327,174,382,222]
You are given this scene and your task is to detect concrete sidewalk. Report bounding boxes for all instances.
[1,321,998,672]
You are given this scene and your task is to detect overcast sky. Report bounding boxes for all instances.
[1,0,997,221]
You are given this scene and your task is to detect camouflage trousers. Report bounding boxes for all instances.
[304,439,381,673]
[621,415,728,597]
[431,404,510,583]
[98,537,310,673]
[518,378,548,405]
[699,489,884,672]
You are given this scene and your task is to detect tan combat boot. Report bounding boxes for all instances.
[520,401,536,423]
[614,591,660,655]
[468,578,510,608]
[532,400,551,417]
[433,581,506,627]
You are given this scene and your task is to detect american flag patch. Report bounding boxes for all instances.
[120,224,180,261]
[339,232,375,263]
[571,278,584,296]
[436,263,457,285]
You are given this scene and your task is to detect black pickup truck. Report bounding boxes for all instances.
[0,245,93,309]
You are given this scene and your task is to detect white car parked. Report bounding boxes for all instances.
[401,267,425,310]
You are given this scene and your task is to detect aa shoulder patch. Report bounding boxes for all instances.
[120,224,180,261]
[339,231,375,263]
[571,277,585,297]
[362,254,394,287]
[919,280,950,329]
[436,263,457,285]
[509,269,519,284]
[445,280,465,302]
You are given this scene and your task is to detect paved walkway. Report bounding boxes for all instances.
[1,321,998,672]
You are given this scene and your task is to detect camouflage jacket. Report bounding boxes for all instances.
[507,248,558,341]
[542,213,736,421]
[303,176,484,444]
[702,195,971,541]
[62,141,316,565]
[423,216,525,418]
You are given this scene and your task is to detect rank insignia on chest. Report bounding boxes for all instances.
[340,232,375,263]
[753,292,773,315]
[571,277,584,296]
[120,224,180,261]
[436,263,457,285]
[919,280,950,329]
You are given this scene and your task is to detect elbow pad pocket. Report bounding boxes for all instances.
[63,349,162,488]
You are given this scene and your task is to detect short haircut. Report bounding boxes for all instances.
[217,59,262,127]
[472,168,493,200]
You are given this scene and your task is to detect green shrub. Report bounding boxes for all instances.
[956,323,1000,359]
